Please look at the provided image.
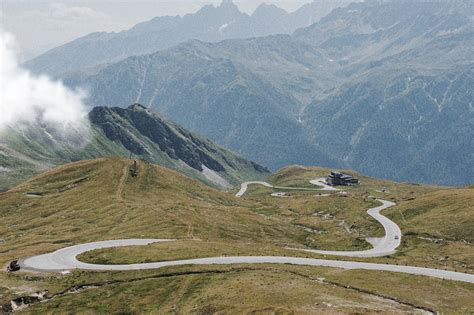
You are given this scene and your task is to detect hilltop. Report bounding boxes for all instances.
[0,104,268,190]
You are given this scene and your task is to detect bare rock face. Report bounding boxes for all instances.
[89,104,227,173]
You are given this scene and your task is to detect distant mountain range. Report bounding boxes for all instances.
[0,104,269,190]
[24,0,353,76]
[21,0,474,186]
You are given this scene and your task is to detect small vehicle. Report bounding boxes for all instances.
[7,260,20,272]
[394,235,399,240]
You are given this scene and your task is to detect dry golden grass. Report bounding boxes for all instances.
[1,158,473,313]
[0,158,308,267]
[10,264,474,314]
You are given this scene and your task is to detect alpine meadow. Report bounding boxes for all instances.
[1,0,473,314]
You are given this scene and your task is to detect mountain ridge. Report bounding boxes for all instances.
[0,104,269,190]
[18,0,474,186]
[23,0,353,77]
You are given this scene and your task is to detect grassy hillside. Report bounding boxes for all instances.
[0,105,269,191]
[384,187,474,273]
[0,158,303,259]
[262,166,473,271]
[0,160,472,313]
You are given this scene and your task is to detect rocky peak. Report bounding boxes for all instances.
[196,0,242,16]
[127,103,148,111]
[220,0,238,10]
[252,3,289,19]
[88,105,271,180]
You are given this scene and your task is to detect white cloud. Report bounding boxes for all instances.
[49,3,108,21]
[0,29,89,135]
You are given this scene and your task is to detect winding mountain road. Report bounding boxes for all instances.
[20,239,474,283]
[236,179,400,257]
[235,178,336,197]
[303,199,401,257]
[18,178,474,285]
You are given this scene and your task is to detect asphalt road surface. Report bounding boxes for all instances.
[20,239,474,283]
[235,178,338,197]
[19,179,473,284]
[236,179,400,257]
[302,199,401,257]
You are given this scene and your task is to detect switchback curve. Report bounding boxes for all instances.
[20,239,474,284]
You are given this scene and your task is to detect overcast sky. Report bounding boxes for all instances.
[1,0,315,61]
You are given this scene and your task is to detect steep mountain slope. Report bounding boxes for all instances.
[63,41,338,171]
[293,0,472,69]
[0,104,269,190]
[303,66,474,185]
[63,35,334,110]
[294,0,474,185]
[28,0,473,185]
[24,0,352,77]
